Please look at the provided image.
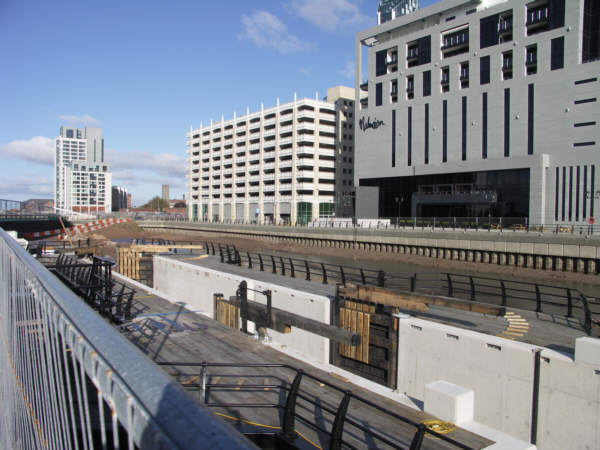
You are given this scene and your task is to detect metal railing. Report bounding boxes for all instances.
[158,361,475,450]
[209,244,597,335]
[0,229,255,449]
[137,217,600,235]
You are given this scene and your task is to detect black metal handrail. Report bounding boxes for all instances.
[158,361,475,450]
[206,243,597,333]
[49,254,135,323]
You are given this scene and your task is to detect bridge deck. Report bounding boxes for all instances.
[115,276,493,449]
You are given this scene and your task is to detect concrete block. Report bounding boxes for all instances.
[579,245,596,259]
[519,243,533,254]
[533,243,548,254]
[424,380,474,424]
[563,245,579,257]
[548,244,563,256]
[575,337,600,366]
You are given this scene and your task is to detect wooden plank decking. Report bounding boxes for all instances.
[116,280,493,450]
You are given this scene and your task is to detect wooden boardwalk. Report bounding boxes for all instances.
[116,280,493,450]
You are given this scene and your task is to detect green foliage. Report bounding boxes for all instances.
[141,196,169,211]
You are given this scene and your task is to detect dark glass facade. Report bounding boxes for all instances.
[359,168,530,218]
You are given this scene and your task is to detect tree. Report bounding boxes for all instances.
[141,196,169,211]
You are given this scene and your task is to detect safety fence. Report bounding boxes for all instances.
[0,229,254,449]
[209,244,597,335]
[158,361,476,450]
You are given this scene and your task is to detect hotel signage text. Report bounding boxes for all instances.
[359,116,385,132]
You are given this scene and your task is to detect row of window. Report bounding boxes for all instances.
[375,0,566,76]
[192,109,337,139]
[389,86,535,168]
[371,38,563,106]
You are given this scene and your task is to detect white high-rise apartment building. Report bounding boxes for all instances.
[54,126,112,214]
[186,87,356,225]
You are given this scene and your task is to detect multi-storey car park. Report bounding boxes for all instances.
[186,86,356,225]
[355,0,599,225]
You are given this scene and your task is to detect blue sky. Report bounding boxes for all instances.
[0,0,438,205]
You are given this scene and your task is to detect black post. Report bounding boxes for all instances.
[289,258,295,278]
[469,276,476,301]
[305,260,310,281]
[205,241,210,255]
[360,268,366,285]
[321,263,327,284]
[340,266,346,286]
[258,254,264,272]
[281,370,303,442]
[271,255,277,274]
[446,273,453,297]
[410,274,416,292]
[535,284,542,313]
[280,257,286,276]
[247,252,252,269]
[409,424,426,450]
[236,250,242,266]
[219,247,224,263]
[265,290,273,328]
[377,270,385,287]
[239,281,248,334]
[566,289,573,317]
[500,280,507,306]
[531,349,541,445]
[329,392,352,450]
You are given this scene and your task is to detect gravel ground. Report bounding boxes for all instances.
[82,222,600,297]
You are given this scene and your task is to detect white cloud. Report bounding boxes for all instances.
[289,0,372,31]
[0,136,54,166]
[58,114,101,125]
[0,174,53,197]
[241,11,310,53]
[105,149,186,179]
[339,60,355,79]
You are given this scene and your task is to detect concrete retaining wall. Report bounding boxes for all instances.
[152,256,332,362]
[140,221,600,274]
[396,314,600,450]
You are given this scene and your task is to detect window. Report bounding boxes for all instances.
[423,70,431,97]
[406,75,414,99]
[504,88,510,157]
[526,45,538,75]
[442,100,447,162]
[551,36,564,70]
[482,92,488,159]
[526,0,565,36]
[528,84,534,154]
[582,0,600,63]
[460,62,469,88]
[441,67,450,92]
[376,50,387,76]
[480,56,490,85]
[376,83,383,106]
[462,96,467,160]
[502,51,513,79]
[406,36,431,68]
[441,26,469,58]
[391,79,398,103]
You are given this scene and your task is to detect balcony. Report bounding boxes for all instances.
[263,162,275,171]
[526,7,548,28]
[441,29,469,57]
[279,149,293,157]
[406,46,419,62]
[263,129,276,137]
[319,136,335,145]
[497,16,513,35]
[235,157,246,164]
[249,143,260,151]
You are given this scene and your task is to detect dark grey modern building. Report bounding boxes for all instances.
[355,0,599,225]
